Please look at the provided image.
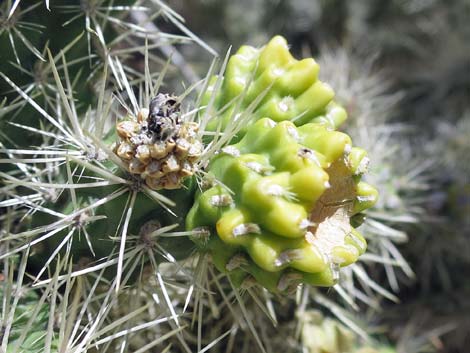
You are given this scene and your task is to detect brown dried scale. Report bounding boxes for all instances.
[114,94,203,190]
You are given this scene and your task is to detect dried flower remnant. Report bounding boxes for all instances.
[115,94,203,190]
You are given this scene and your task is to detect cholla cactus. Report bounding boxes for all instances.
[2,1,428,351]
[185,36,378,293]
[0,34,380,353]
[1,2,212,351]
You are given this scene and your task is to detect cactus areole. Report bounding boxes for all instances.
[186,36,378,293]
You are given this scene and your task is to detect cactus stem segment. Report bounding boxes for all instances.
[187,36,378,292]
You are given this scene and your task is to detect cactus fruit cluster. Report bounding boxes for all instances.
[20,34,377,294]
[185,36,378,293]
[202,36,347,137]
[1,29,379,286]
[187,116,377,292]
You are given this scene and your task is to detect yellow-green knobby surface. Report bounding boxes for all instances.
[188,36,378,293]
[202,35,347,141]
[187,116,378,292]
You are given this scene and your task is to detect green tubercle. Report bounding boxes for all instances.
[187,117,378,293]
[202,36,347,141]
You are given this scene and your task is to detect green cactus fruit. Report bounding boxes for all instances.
[202,35,347,141]
[187,117,378,292]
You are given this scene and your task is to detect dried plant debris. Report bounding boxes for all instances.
[115,93,203,190]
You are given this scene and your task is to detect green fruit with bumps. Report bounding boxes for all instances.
[187,117,377,293]
[188,36,378,293]
[201,35,347,141]
[26,34,378,295]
